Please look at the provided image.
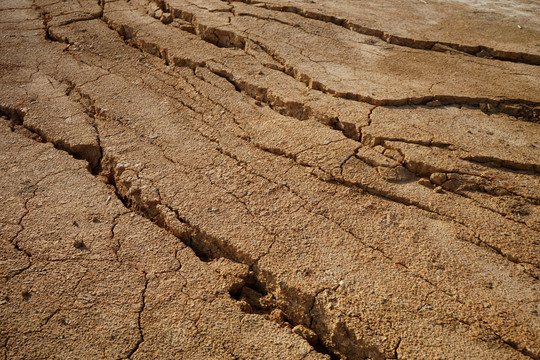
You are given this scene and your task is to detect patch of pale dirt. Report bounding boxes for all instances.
[0,0,539,359]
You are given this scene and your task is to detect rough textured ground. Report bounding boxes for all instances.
[0,0,539,359]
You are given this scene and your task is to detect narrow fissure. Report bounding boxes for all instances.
[1,106,40,261]
[126,273,148,359]
[0,115,67,265]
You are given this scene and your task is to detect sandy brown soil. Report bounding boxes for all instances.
[0,0,539,359]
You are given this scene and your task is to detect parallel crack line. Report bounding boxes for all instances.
[27,4,540,358]
[91,4,540,234]
[228,0,540,66]
[152,0,540,122]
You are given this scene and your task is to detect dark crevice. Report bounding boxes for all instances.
[36,5,103,40]
[372,136,539,176]
[39,9,53,42]
[462,155,540,174]
[1,100,100,171]
[0,105,26,125]
[3,101,247,355]
[27,13,105,171]
[65,79,105,175]
[417,174,538,228]
[367,140,540,213]
[393,337,402,359]
[100,147,342,358]
[503,339,539,360]
[90,121,104,175]
[17,70,342,357]
[289,72,539,122]
[210,70,243,93]
[58,88,340,358]
[232,278,337,359]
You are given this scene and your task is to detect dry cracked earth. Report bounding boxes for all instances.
[0,0,539,359]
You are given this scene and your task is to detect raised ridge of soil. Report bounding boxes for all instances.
[1,0,539,359]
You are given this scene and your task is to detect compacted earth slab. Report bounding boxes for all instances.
[0,0,539,359]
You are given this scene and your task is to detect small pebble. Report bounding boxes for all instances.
[74,239,86,250]
[417,178,431,187]
[430,172,447,186]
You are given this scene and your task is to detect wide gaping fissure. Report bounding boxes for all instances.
[97,142,349,358]
[2,92,340,358]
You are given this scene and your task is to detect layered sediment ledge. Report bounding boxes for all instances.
[1,0,539,359]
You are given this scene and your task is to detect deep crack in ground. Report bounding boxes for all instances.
[1,0,539,359]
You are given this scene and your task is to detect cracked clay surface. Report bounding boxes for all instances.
[0,0,539,359]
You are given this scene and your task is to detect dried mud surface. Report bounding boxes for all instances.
[1,0,539,359]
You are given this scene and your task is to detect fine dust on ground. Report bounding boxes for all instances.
[0,0,539,359]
